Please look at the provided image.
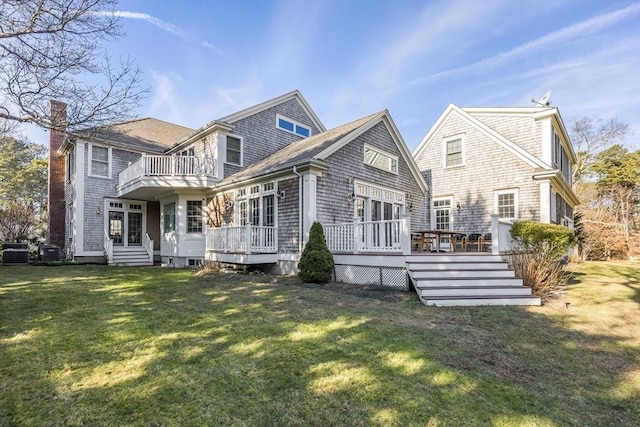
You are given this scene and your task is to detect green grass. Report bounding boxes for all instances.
[1,262,638,426]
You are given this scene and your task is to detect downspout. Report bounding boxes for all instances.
[293,166,303,253]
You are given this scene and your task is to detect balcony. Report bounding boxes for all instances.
[117,155,219,199]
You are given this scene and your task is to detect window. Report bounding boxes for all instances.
[90,145,110,177]
[444,136,464,168]
[163,203,175,233]
[187,201,203,233]
[364,145,398,174]
[433,199,452,230]
[494,190,518,219]
[226,136,242,166]
[276,114,311,138]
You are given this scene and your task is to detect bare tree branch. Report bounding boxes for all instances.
[0,0,148,133]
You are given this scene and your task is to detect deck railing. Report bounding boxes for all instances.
[324,217,411,255]
[207,225,278,254]
[119,155,216,187]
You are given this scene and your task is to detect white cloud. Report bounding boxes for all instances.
[147,71,185,125]
[110,11,184,36]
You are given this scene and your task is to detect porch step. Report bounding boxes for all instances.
[422,295,542,307]
[110,248,152,266]
[406,253,540,307]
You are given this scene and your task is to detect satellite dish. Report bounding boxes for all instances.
[531,90,552,107]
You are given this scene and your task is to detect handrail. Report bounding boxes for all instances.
[104,230,113,264]
[119,155,217,188]
[143,232,153,263]
[324,217,410,254]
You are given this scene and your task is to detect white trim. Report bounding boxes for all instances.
[431,196,453,230]
[74,142,85,255]
[442,134,465,169]
[224,134,243,166]
[539,181,551,223]
[87,143,112,178]
[493,188,519,220]
[218,90,326,132]
[104,198,148,247]
[276,113,312,138]
[414,104,548,169]
[302,174,317,245]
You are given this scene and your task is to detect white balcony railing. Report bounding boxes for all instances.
[119,155,216,188]
[207,225,278,254]
[324,217,410,255]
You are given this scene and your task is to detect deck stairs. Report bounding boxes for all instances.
[407,253,541,307]
[110,247,153,266]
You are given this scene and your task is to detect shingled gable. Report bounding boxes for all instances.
[62,118,194,154]
[215,110,428,194]
[412,103,549,169]
[165,90,326,154]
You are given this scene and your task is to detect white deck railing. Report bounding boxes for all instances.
[143,232,154,262]
[119,155,216,187]
[324,217,411,255]
[207,225,278,254]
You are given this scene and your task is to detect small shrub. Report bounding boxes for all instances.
[298,222,334,283]
[194,262,222,277]
[507,221,576,301]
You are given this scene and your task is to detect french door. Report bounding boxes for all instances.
[107,200,145,247]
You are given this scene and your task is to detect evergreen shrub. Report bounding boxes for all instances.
[298,222,334,283]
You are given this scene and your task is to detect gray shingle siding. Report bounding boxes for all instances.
[317,122,427,230]
[472,114,542,158]
[276,177,300,253]
[228,99,322,171]
[83,145,140,252]
[415,113,540,235]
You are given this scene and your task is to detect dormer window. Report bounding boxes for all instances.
[276,114,311,138]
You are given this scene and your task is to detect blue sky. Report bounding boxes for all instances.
[29,0,640,151]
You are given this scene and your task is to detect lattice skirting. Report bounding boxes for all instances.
[334,264,408,290]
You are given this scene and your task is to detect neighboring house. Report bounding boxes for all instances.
[412,103,579,249]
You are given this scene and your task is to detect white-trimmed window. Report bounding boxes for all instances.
[89,144,111,178]
[163,203,176,233]
[234,181,276,227]
[444,135,464,168]
[226,135,242,166]
[187,200,203,233]
[432,198,452,230]
[364,145,398,174]
[276,114,311,138]
[494,189,518,219]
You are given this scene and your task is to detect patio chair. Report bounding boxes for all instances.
[467,233,482,252]
[481,233,492,252]
[454,233,467,252]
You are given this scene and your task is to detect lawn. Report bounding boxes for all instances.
[0,262,638,426]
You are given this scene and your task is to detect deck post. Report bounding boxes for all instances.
[491,214,499,255]
[401,214,411,255]
[245,223,252,255]
[353,217,361,254]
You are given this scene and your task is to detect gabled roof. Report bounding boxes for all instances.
[219,90,326,131]
[217,110,428,193]
[67,118,194,153]
[167,90,326,153]
[413,103,549,169]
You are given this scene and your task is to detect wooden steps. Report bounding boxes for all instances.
[110,247,153,266]
[406,254,540,307]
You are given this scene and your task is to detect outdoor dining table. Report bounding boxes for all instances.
[416,230,458,252]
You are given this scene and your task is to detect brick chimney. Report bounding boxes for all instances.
[47,100,67,248]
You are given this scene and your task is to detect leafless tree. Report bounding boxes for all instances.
[570,116,630,185]
[0,0,148,133]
